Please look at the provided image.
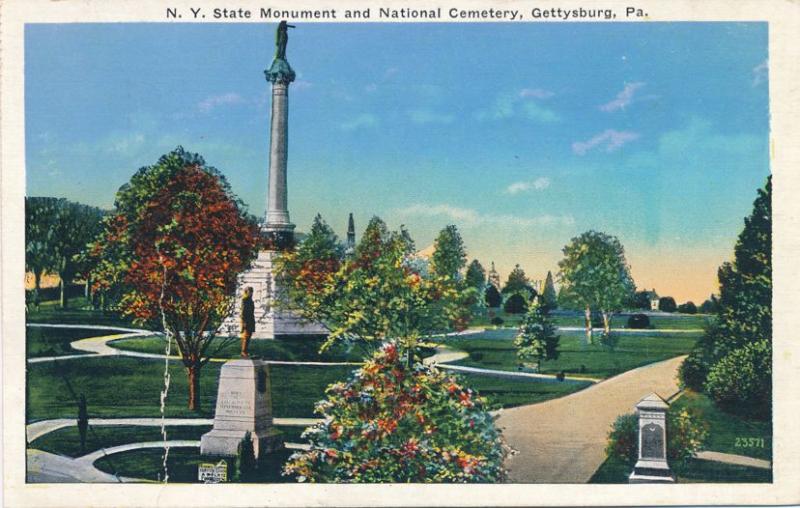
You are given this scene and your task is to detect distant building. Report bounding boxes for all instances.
[487,261,501,290]
[643,289,660,310]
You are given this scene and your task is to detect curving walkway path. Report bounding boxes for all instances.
[496,355,686,483]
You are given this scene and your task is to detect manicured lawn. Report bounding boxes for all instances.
[28,424,306,458]
[27,356,357,421]
[26,327,105,358]
[27,300,138,328]
[29,425,212,457]
[671,390,772,461]
[456,373,590,410]
[550,313,711,330]
[443,329,700,379]
[110,335,371,362]
[94,446,297,483]
[589,455,771,483]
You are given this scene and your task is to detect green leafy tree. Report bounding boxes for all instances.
[681,177,772,409]
[658,296,677,313]
[52,200,105,308]
[278,216,465,362]
[283,342,506,482]
[89,147,259,409]
[632,291,654,310]
[25,197,60,300]
[502,264,534,300]
[677,301,697,314]
[557,231,635,343]
[514,298,560,370]
[431,225,467,281]
[465,259,486,293]
[503,293,528,314]
[698,296,719,314]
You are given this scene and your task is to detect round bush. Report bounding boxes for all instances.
[503,293,528,314]
[677,302,698,314]
[658,297,677,313]
[705,339,772,418]
[678,352,709,392]
[283,342,506,482]
[626,314,651,329]
[490,316,504,326]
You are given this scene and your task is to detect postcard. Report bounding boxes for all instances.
[2,0,799,506]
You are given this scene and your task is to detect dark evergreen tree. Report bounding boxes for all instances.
[485,284,502,308]
[514,298,560,370]
[541,271,558,310]
[680,177,772,415]
[465,259,486,292]
[503,293,528,314]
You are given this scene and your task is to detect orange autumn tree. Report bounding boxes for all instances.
[90,148,259,410]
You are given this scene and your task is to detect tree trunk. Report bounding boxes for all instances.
[602,311,611,335]
[59,276,67,309]
[34,270,42,292]
[584,306,593,344]
[85,276,91,304]
[187,364,201,411]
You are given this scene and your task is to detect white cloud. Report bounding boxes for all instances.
[505,177,551,194]
[519,88,555,99]
[752,59,768,87]
[408,109,454,125]
[197,92,244,112]
[572,129,640,155]
[396,203,574,228]
[599,82,645,112]
[340,114,378,131]
[477,91,561,124]
[293,80,313,91]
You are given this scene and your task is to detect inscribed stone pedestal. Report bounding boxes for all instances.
[200,359,283,458]
[629,393,675,483]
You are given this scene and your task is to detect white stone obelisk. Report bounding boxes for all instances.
[219,24,326,339]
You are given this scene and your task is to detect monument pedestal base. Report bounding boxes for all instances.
[200,427,283,459]
[219,250,328,339]
[628,460,675,483]
[200,359,283,459]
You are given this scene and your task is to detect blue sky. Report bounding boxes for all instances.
[25,22,769,302]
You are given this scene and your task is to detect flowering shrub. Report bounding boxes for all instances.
[604,405,708,472]
[283,342,506,483]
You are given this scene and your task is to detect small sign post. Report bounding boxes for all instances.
[198,460,228,483]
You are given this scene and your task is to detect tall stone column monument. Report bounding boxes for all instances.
[220,22,326,339]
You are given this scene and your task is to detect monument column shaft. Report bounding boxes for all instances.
[266,81,291,227]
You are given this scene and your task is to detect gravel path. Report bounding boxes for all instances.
[496,355,685,483]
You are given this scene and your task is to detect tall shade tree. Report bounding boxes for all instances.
[465,259,486,293]
[681,177,772,414]
[557,231,635,342]
[25,197,60,296]
[89,148,259,410]
[541,271,558,311]
[50,199,105,308]
[431,224,467,280]
[278,216,465,363]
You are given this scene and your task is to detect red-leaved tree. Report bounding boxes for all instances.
[90,148,259,409]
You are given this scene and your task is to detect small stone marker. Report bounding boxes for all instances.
[628,392,675,483]
[198,460,228,483]
[200,359,283,459]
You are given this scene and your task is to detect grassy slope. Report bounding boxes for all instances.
[671,390,772,460]
[29,424,306,458]
[94,447,296,482]
[589,455,771,483]
[110,335,370,362]
[26,327,104,358]
[471,309,710,330]
[444,329,700,379]
[27,356,356,420]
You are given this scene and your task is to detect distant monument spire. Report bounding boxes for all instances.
[345,213,356,256]
[263,21,297,249]
[488,261,501,290]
